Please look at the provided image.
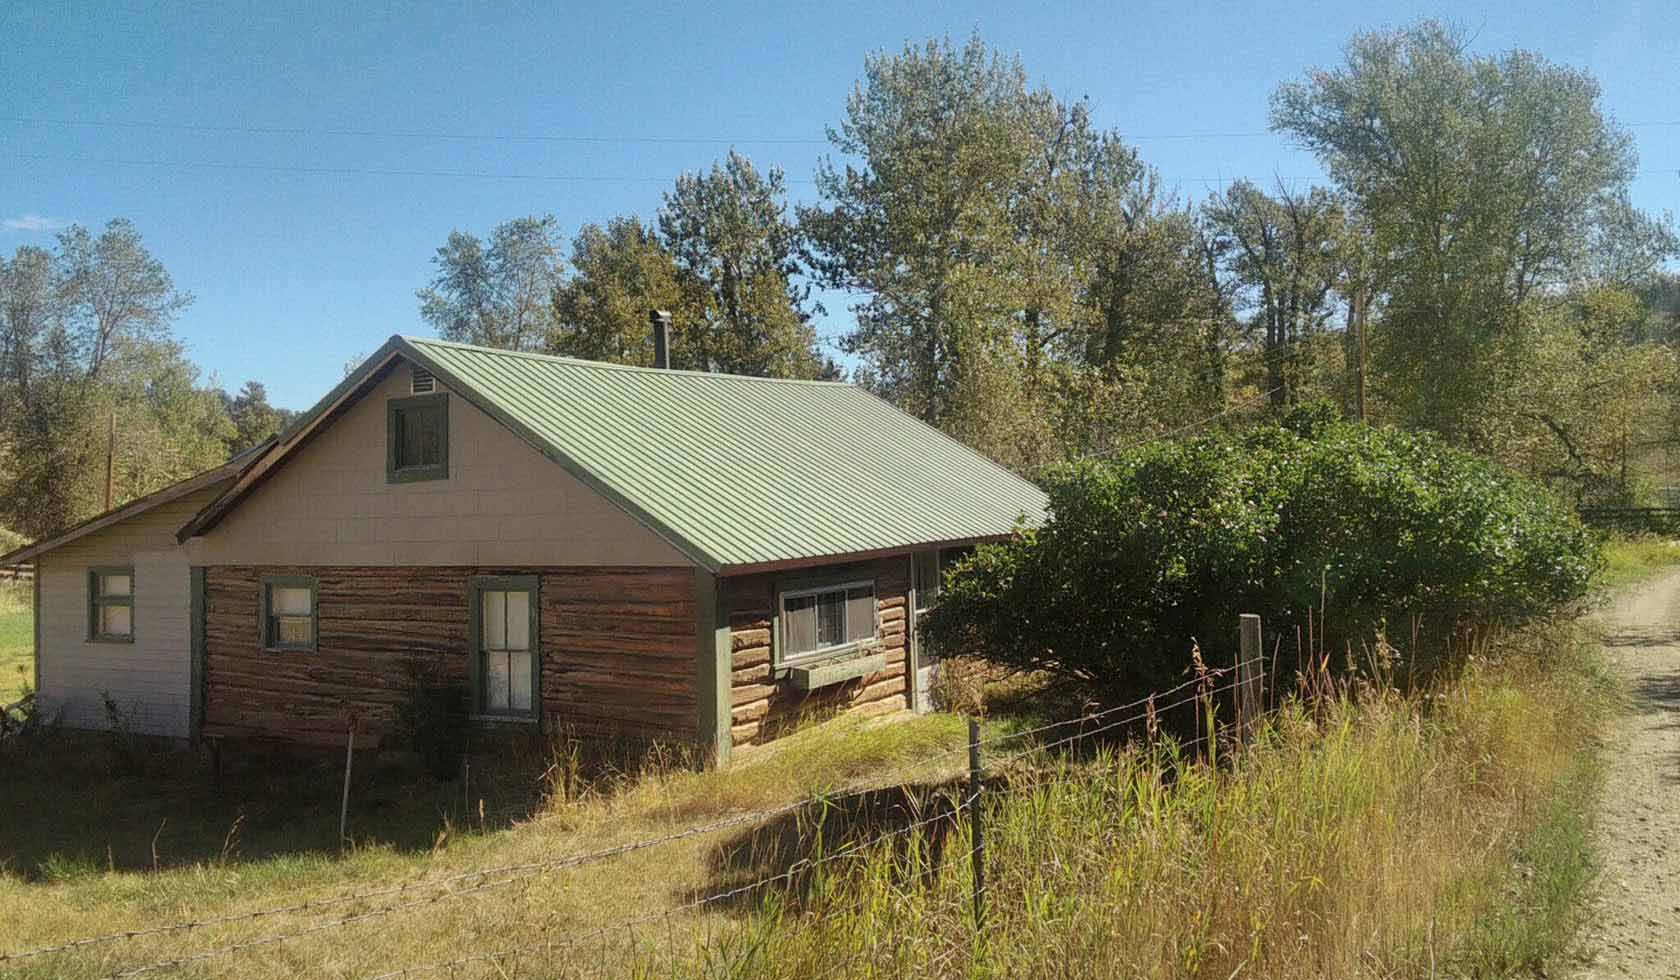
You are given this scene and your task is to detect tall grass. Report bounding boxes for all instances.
[636,631,1610,979]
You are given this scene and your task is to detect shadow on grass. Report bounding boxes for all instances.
[0,728,557,881]
[690,695,1217,914]
[693,777,976,912]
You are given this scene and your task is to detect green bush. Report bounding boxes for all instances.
[922,410,1601,699]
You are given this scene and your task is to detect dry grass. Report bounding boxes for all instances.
[676,632,1610,979]
[0,628,1608,979]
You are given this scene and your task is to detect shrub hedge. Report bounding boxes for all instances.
[922,408,1601,699]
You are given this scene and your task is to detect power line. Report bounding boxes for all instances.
[0,115,831,146]
[2,151,713,184]
[7,114,1679,147]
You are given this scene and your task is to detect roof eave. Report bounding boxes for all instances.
[714,532,1021,578]
[0,437,276,566]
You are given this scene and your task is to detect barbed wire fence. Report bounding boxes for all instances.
[3,636,1269,980]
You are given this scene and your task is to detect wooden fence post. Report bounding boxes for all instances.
[339,714,357,852]
[1237,614,1263,742]
[967,716,986,935]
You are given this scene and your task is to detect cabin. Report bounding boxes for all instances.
[0,335,1046,765]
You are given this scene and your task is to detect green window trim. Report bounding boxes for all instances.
[262,575,319,652]
[772,575,879,671]
[87,566,136,644]
[468,575,541,723]
[386,392,450,483]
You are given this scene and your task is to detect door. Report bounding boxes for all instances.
[910,550,942,713]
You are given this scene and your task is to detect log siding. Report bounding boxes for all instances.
[723,555,911,750]
[203,565,697,747]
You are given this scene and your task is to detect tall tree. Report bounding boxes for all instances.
[1271,21,1648,442]
[227,380,286,452]
[417,215,563,351]
[800,35,1037,430]
[657,151,829,378]
[549,217,684,366]
[1201,181,1344,409]
[56,219,192,381]
[0,223,235,538]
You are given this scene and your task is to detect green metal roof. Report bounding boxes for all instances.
[398,336,1046,572]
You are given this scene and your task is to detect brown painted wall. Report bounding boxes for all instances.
[203,565,697,747]
[723,555,911,749]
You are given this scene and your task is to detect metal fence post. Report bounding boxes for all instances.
[1238,614,1263,742]
[967,716,986,934]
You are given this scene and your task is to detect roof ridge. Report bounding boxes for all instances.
[401,336,857,388]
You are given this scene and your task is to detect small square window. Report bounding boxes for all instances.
[387,393,449,483]
[89,568,134,642]
[263,576,318,651]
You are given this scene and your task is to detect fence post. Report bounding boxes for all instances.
[1237,614,1263,742]
[339,714,357,852]
[967,716,986,935]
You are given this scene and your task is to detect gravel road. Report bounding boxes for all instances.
[1575,569,1680,979]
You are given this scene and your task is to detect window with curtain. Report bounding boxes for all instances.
[778,580,876,664]
[262,577,317,651]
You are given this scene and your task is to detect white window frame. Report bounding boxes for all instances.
[774,577,878,669]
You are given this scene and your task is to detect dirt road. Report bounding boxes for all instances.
[1576,569,1680,979]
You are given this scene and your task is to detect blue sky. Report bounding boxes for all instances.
[3,0,1677,410]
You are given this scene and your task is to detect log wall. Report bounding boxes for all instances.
[203,565,697,747]
[723,555,911,750]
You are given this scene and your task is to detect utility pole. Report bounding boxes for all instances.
[104,412,116,511]
[1351,290,1368,423]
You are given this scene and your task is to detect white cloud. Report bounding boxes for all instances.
[2,214,67,233]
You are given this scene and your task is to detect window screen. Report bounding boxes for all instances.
[779,581,876,662]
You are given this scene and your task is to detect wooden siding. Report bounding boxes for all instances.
[191,362,688,568]
[202,565,698,747]
[34,484,230,738]
[723,555,911,750]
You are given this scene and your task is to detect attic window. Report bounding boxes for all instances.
[411,366,435,394]
[386,393,449,483]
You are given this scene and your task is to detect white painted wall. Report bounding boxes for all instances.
[34,485,226,738]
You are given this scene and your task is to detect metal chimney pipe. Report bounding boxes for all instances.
[650,310,672,369]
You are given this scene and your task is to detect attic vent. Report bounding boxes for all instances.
[411,366,436,394]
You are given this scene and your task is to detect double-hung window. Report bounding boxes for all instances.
[777,580,876,666]
[88,567,134,642]
[386,393,449,483]
[263,576,318,651]
[471,577,539,720]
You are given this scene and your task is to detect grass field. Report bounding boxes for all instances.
[0,580,31,706]
[1599,535,1680,591]
[0,618,1610,979]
